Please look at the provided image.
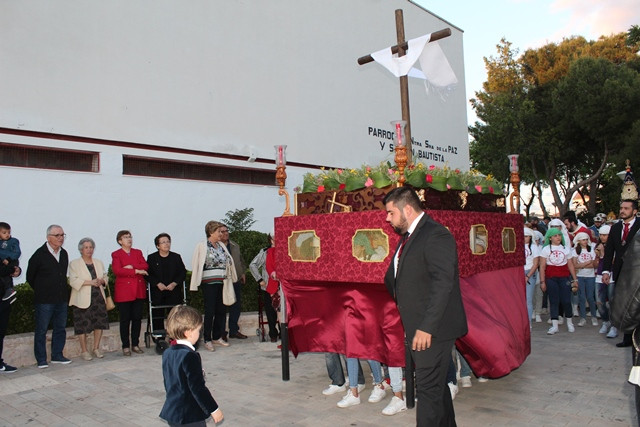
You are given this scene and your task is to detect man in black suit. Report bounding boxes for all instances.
[383,187,467,426]
[603,199,640,347]
[26,224,70,368]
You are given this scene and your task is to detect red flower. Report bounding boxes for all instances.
[426,174,433,183]
[339,183,346,190]
[429,165,436,170]
[455,169,461,174]
[489,187,494,194]
[318,185,325,192]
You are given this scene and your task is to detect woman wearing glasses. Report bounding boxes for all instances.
[147,233,186,332]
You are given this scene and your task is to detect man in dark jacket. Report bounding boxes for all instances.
[383,187,467,426]
[26,224,70,368]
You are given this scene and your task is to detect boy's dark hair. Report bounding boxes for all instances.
[0,222,10,231]
[382,186,422,212]
[166,305,203,340]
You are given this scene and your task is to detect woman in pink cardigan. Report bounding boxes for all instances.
[111,230,148,356]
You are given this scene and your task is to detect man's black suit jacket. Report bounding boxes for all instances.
[159,344,218,424]
[603,218,640,282]
[384,213,468,367]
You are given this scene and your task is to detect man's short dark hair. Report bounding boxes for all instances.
[383,186,422,212]
[154,232,171,247]
[621,199,639,211]
[0,222,10,231]
[563,211,578,225]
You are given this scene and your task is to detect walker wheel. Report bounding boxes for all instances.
[155,339,169,355]
[145,333,151,348]
[256,328,261,337]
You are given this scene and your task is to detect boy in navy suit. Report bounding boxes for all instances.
[160,305,224,426]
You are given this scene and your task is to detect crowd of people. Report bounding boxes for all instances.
[0,220,264,373]
[524,200,639,345]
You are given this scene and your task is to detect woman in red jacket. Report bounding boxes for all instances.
[111,230,148,356]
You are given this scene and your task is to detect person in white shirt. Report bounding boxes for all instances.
[571,232,598,327]
[524,227,540,327]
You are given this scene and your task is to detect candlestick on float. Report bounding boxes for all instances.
[507,154,521,214]
[392,120,408,186]
[275,145,293,216]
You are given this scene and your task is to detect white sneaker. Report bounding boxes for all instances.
[337,390,361,408]
[599,321,610,334]
[460,376,472,388]
[448,382,458,400]
[323,384,346,395]
[368,383,387,403]
[558,316,564,325]
[592,317,598,326]
[382,396,407,415]
[577,318,586,327]
[607,326,619,338]
[535,314,542,323]
[547,326,559,335]
[567,319,575,333]
[477,377,489,383]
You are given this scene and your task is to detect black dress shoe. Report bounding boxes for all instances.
[230,332,248,339]
[616,341,632,348]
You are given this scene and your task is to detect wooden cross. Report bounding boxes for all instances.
[357,9,451,175]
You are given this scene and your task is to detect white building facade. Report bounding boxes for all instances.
[0,0,468,279]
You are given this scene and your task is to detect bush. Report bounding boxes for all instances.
[7,231,270,335]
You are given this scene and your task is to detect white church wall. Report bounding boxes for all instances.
[0,0,468,280]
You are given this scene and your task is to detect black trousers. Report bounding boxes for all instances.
[117,299,144,348]
[0,299,11,365]
[261,289,279,339]
[202,282,225,342]
[414,338,457,427]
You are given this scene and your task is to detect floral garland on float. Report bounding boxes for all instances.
[294,162,505,215]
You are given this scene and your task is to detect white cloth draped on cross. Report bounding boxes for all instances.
[370,34,458,88]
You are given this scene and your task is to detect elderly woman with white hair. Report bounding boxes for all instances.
[68,237,110,361]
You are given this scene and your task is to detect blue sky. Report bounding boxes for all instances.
[416,0,640,126]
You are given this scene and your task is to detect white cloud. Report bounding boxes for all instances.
[548,0,640,40]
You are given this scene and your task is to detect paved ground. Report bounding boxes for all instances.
[0,318,636,426]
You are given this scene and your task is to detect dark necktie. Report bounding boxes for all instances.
[393,232,410,301]
[398,232,410,259]
[623,222,630,244]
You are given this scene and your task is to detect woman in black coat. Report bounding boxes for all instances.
[147,233,187,332]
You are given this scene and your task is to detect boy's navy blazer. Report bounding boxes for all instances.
[159,344,218,424]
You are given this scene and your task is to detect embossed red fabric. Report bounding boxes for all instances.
[274,210,524,281]
[275,211,529,376]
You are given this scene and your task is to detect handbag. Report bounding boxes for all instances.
[104,282,116,311]
[220,243,237,306]
[222,263,236,306]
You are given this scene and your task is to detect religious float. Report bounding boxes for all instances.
[271,10,529,402]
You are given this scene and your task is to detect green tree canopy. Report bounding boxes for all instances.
[470,31,640,217]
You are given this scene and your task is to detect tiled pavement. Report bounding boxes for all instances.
[0,318,636,426]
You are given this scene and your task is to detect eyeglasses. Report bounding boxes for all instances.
[49,233,66,238]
